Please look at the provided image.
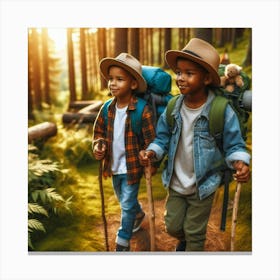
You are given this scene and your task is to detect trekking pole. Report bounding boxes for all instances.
[97,139,109,251]
[145,161,156,251]
[230,182,242,251]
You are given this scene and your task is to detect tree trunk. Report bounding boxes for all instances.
[158,28,163,66]
[192,28,213,44]
[186,28,191,43]
[28,30,34,119]
[149,28,154,65]
[130,28,140,60]
[87,30,94,97]
[114,28,128,56]
[142,28,148,65]
[163,28,171,69]
[179,28,186,49]
[215,28,224,47]
[138,29,144,64]
[145,28,150,65]
[242,29,252,67]
[107,28,115,57]
[67,28,76,103]
[98,28,107,89]
[231,28,237,49]
[80,28,88,100]
[31,28,42,110]
[91,31,99,92]
[41,28,51,104]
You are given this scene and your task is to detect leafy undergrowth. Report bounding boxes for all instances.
[32,151,252,252]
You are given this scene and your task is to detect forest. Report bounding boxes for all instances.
[28,27,252,252]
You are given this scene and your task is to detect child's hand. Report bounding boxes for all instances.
[232,160,250,182]
[139,150,156,166]
[93,140,106,160]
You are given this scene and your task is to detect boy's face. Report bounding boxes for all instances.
[107,66,138,98]
[175,58,212,96]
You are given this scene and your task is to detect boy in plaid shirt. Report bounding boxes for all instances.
[93,53,156,251]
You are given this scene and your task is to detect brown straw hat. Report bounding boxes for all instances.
[99,53,147,93]
[165,38,220,86]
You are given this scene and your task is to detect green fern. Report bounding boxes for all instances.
[28,203,49,217]
[29,159,60,177]
[28,219,46,233]
[28,144,73,250]
[28,233,34,249]
[28,217,47,249]
[31,188,64,204]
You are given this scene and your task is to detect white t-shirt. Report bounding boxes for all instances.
[171,102,205,195]
[111,105,128,174]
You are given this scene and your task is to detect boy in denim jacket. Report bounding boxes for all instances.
[93,53,156,251]
[139,38,250,251]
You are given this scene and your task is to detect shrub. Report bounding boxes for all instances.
[28,144,72,249]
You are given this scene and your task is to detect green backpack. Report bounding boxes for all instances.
[166,64,251,146]
[166,89,250,150]
[165,65,251,231]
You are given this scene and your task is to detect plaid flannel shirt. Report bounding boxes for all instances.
[93,95,156,185]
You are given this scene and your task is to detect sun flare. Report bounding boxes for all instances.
[47,28,67,51]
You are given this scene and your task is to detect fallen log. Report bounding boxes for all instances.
[28,122,57,143]
[78,101,103,113]
[62,112,98,124]
[69,100,103,110]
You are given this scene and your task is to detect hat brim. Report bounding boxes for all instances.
[165,50,220,86]
[99,58,147,93]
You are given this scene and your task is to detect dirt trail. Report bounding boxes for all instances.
[101,189,231,252]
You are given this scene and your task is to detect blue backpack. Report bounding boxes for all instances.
[102,66,173,137]
[141,65,173,124]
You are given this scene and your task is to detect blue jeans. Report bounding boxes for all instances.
[112,174,141,247]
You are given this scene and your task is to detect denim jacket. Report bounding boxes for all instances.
[148,92,251,200]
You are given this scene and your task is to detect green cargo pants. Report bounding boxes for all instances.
[164,188,215,251]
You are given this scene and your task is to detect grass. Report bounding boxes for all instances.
[32,125,251,252]
[32,154,167,252]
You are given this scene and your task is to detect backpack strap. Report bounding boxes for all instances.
[166,95,180,128]
[130,97,147,137]
[208,95,232,232]
[102,97,146,138]
[102,98,114,127]
[209,95,229,152]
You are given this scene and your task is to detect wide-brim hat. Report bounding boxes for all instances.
[99,53,147,93]
[165,38,220,86]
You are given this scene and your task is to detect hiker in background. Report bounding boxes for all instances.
[92,53,156,252]
[139,38,251,251]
